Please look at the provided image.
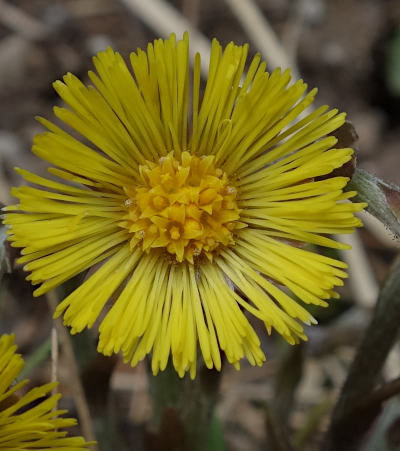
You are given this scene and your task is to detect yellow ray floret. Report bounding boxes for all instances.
[0,334,93,450]
[3,32,366,378]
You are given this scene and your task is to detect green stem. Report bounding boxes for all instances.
[148,360,222,451]
[18,338,51,380]
[292,397,332,449]
[272,342,304,427]
[323,256,400,450]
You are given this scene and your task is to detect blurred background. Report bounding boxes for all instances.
[0,1,400,450]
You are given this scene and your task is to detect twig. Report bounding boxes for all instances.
[323,255,400,450]
[361,377,400,413]
[120,0,211,77]
[223,0,300,79]
[0,0,50,40]
[361,211,400,250]
[46,291,98,449]
[0,225,11,282]
[51,326,58,399]
[337,232,379,308]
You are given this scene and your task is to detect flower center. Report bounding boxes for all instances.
[121,151,243,263]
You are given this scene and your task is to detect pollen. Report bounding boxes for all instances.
[120,151,244,263]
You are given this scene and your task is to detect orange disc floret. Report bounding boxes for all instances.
[120,151,245,263]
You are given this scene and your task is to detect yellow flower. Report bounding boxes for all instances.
[0,334,92,449]
[4,33,365,378]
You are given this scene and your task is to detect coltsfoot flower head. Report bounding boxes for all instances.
[0,334,92,449]
[4,33,366,378]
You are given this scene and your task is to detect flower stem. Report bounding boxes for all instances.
[323,255,400,450]
[148,360,222,451]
